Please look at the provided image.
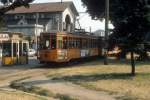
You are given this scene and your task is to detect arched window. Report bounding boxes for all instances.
[65,15,71,32]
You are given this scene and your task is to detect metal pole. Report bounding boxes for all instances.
[35,13,39,50]
[6,0,9,6]
[104,0,109,65]
[57,18,60,31]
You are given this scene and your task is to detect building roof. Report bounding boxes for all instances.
[6,2,78,15]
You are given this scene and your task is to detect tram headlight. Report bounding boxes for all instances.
[57,50,65,60]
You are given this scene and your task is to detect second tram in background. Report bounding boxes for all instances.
[38,31,102,63]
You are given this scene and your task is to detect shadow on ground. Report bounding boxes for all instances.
[21,73,134,86]
[51,73,134,82]
[38,58,130,69]
[18,72,150,87]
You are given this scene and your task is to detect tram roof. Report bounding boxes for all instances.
[41,31,99,38]
[0,31,23,37]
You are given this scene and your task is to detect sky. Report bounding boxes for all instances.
[34,0,113,32]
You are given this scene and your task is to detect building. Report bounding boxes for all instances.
[94,29,105,37]
[4,2,79,48]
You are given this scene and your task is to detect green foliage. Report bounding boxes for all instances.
[0,0,34,16]
[55,94,78,100]
[10,82,54,97]
[81,0,150,49]
[0,0,13,4]
[0,0,34,28]
[0,16,4,31]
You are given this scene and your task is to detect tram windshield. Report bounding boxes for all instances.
[40,34,56,50]
[3,43,11,57]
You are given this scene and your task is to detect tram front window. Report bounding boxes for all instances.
[3,43,11,57]
[51,35,56,49]
[40,34,56,50]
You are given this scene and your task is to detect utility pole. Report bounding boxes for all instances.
[104,0,109,65]
[35,13,39,50]
[6,0,10,6]
[89,26,91,33]
[57,17,60,31]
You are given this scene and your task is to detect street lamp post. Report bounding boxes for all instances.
[104,0,109,65]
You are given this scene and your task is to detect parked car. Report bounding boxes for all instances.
[28,49,36,57]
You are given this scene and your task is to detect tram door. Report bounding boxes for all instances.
[2,41,28,65]
[2,42,19,64]
[20,42,28,64]
[2,42,12,65]
[14,43,19,63]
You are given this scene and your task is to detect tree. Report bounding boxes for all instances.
[81,0,150,75]
[0,0,34,22]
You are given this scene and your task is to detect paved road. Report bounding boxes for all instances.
[0,57,118,100]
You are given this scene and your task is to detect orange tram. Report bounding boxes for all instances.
[38,31,101,63]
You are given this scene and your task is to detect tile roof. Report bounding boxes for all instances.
[6,2,78,15]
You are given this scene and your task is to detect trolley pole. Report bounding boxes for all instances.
[104,0,109,65]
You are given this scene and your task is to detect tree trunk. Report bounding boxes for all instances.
[104,50,108,65]
[131,51,135,76]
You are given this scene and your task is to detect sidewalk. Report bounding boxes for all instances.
[0,56,41,68]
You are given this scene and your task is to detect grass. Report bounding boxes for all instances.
[10,82,55,97]
[55,94,78,100]
[46,59,150,100]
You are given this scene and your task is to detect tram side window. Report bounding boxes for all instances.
[93,39,98,48]
[79,38,82,48]
[68,38,70,48]
[58,40,63,49]
[82,39,85,49]
[87,39,90,48]
[77,39,80,48]
[92,39,94,48]
[73,38,77,48]
[63,37,67,49]
[73,38,75,48]
[96,40,98,47]
[51,35,56,49]
[90,39,92,48]
[82,39,88,49]
[13,43,17,57]
[19,43,22,56]
[70,38,74,48]
[74,38,78,48]
[23,43,28,56]
[71,38,74,48]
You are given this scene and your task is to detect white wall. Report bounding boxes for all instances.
[63,8,74,23]
[46,20,52,32]
[62,8,76,32]
[7,24,44,36]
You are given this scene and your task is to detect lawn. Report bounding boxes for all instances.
[47,59,150,100]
